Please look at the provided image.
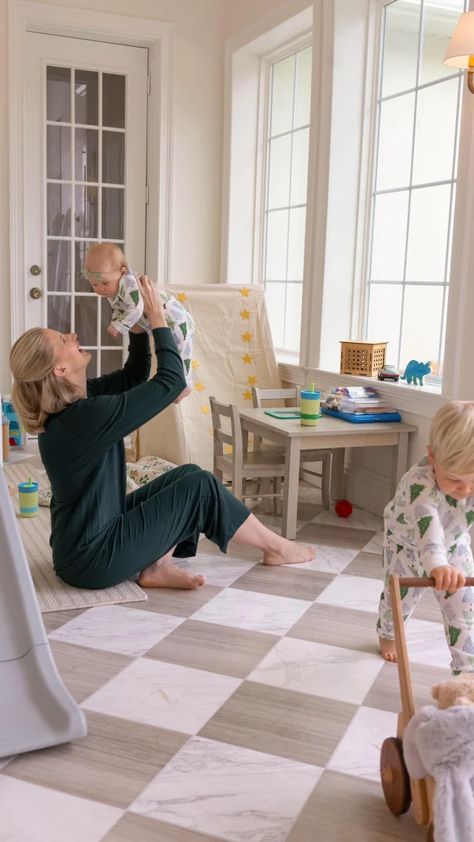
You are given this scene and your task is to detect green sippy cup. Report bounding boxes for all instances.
[18,476,40,518]
[300,384,320,426]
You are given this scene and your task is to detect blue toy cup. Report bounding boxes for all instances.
[18,480,39,518]
[300,385,321,426]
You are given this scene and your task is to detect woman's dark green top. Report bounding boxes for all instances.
[38,328,186,573]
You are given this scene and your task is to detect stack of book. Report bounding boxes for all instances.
[323,386,398,416]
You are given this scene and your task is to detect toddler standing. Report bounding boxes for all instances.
[83,242,194,402]
[377,401,474,674]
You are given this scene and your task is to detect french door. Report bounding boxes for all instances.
[24,32,148,375]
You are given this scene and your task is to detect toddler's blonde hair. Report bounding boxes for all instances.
[429,401,474,476]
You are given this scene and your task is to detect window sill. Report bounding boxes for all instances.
[277,362,445,419]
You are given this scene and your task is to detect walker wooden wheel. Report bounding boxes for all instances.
[380,737,411,816]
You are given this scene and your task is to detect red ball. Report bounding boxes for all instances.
[335,499,353,518]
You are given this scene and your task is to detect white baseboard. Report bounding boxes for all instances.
[343,464,391,517]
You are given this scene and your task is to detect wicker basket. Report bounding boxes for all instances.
[340,341,387,377]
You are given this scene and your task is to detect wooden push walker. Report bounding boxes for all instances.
[379,574,474,842]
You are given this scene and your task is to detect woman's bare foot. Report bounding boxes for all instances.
[263,536,315,566]
[379,637,397,662]
[138,551,205,589]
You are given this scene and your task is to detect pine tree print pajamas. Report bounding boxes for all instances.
[377,457,474,674]
[108,271,194,387]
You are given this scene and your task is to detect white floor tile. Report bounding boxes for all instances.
[315,574,382,613]
[175,554,257,587]
[248,637,384,705]
[297,544,359,574]
[0,777,121,842]
[131,736,322,842]
[312,506,383,532]
[406,618,451,669]
[82,657,241,735]
[191,588,312,636]
[327,706,397,781]
[48,605,185,657]
[360,531,384,555]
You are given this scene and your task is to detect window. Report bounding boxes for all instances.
[365,0,465,378]
[262,44,312,356]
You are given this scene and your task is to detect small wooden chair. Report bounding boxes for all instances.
[252,386,333,509]
[209,395,286,511]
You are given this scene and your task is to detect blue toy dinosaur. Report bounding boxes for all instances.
[400,360,431,386]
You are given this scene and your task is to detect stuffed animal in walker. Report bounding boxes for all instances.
[431,675,474,709]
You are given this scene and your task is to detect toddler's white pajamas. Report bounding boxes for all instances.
[107,271,194,387]
[377,457,474,673]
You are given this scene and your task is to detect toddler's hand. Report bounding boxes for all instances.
[432,565,466,592]
[107,324,120,338]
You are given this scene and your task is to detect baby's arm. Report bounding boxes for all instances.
[109,275,145,336]
[411,490,465,589]
[160,294,194,388]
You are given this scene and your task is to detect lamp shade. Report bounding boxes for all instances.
[444,11,474,69]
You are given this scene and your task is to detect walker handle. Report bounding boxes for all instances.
[396,576,474,588]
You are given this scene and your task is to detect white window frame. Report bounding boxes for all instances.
[361,0,465,387]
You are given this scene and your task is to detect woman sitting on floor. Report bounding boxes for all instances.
[10,275,314,590]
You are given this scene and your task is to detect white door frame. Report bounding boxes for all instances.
[8,0,174,340]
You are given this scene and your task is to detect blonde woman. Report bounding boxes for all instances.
[10,275,314,590]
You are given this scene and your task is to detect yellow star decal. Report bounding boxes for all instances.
[241,331,253,343]
[240,308,251,320]
[224,444,233,455]
[176,292,188,303]
[194,381,205,393]
[240,287,251,297]
[247,375,257,386]
[208,427,214,437]
[191,359,200,370]
[200,404,210,415]
[243,390,252,401]
[242,353,253,365]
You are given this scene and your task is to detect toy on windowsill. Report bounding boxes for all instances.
[335,499,353,518]
[1,398,24,448]
[400,360,431,386]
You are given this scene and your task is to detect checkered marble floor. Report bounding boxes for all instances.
[0,500,451,842]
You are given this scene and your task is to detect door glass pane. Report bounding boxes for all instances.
[102,132,125,184]
[47,240,71,292]
[101,297,122,345]
[406,185,451,283]
[366,283,403,367]
[399,284,443,368]
[293,47,312,129]
[370,191,409,281]
[381,1,420,98]
[265,210,288,281]
[75,185,98,238]
[103,74,125,129]
[420,0,464,85]
[101,349,124,375]
[290,128,309,205]
[75,70,98,126]
[412,78,459,186]
[376,93,415,190]
[75,241,95,292]
[102,188,124,239]
[270,55,295,137]
[75,128,99,182]
[47,184,72,236]
[75,296,98,346]
[86,349,98,378]
[47,66,71,122]
[267,135,291,209]
[47,126,71,180]
[264,282,285,347]
[48,295,71,333]
[284,282,302,352]
[287,207,306,281]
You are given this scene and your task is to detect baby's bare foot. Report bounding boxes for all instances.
[379,637,397,662]
[263,539,315,566]
[138,558,205,589]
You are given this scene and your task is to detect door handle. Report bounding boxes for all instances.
[29,287,43,300]
[30,265,42,276]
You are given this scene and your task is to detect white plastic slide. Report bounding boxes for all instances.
[0,469,87,757]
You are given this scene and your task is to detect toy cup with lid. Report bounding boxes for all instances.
[300,384,320,426]
[18,477,40,518]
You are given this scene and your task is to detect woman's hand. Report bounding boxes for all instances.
[136,275,167,330]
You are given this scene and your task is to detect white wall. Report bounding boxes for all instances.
[0,0,225,392]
